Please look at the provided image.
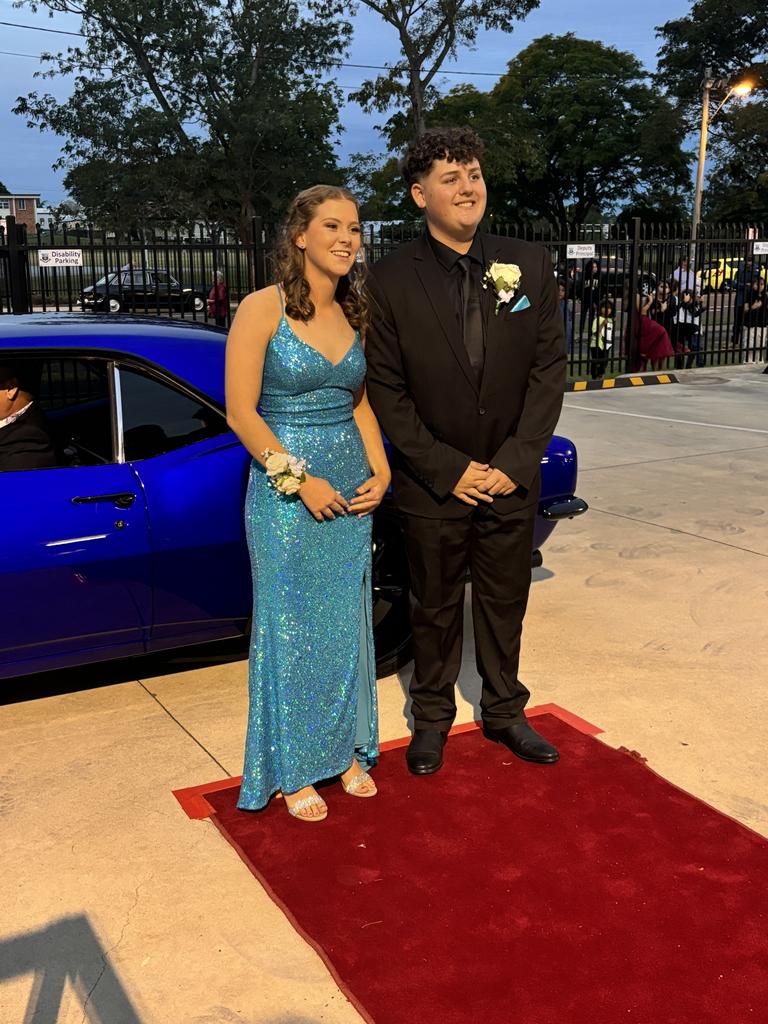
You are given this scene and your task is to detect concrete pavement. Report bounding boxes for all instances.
[2,363,767,1023]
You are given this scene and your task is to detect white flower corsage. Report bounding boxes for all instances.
[482,261,522,315]
[261,448,306,496]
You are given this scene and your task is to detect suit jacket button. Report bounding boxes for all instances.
[478,406,486,415]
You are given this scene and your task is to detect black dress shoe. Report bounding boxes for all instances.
[406,730,447,775]
[482,720,560,764]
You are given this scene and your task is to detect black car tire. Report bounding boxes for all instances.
[107,297,123,314]
[371,503,412,676]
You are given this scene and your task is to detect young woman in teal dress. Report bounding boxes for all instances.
[225,185,389,821]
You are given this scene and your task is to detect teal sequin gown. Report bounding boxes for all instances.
[238,292,379,810]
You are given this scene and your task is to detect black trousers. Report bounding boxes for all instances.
[401,502,536,731]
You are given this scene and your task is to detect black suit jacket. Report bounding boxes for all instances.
[0,403,57,472]
[365,232,566,518]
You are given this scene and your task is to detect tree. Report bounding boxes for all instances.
[14,0,351,235]
[704,103,768,221]
[0,182,10,195]
[439,35,692,223]
[655,0,767,112]
[351,0,539,137]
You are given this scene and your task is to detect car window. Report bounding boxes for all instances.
[120,271,151,287]
[3,356,114,468]
[119,367,228,461]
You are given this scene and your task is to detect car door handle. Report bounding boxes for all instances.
[71,492,137,509]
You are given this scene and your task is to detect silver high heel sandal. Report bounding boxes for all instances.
[341,769,377,798]
[286,793,328,821]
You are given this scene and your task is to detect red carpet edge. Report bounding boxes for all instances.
[171,702,602,821]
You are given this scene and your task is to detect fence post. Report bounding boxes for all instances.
[624,217,642,374]
[252,217,265,290]
[6,216,31,314]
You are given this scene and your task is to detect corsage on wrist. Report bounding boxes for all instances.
[261,448,306,496]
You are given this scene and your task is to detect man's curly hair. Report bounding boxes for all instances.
[400,127,485,186]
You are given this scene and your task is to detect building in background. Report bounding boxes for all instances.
[0,192,41,232]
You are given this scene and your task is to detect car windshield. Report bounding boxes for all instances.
[93,272,118,286]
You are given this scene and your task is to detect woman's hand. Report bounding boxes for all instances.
[348,472,391,517]
[299,475,349,522]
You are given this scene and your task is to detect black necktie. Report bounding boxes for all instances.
[458,256,485,384]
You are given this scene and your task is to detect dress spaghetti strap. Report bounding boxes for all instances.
[275,283,285,316]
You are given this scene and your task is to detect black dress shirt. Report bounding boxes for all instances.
[427,231,488,381]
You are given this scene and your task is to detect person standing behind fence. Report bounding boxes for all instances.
[579,259,600,339]
[208,270,229,327]
[743,277,767,362]
[559,281,573,354]
[731,254,759,347]
[629,290,674,372]
[675,289,705,369]
[649,282,677,338]
[589,298,614,379]
[671,255,697,294]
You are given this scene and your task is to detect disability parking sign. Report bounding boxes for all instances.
[38,249,83,267]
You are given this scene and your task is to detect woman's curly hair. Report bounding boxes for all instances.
[273,184,368,334]
[400,127,485,186]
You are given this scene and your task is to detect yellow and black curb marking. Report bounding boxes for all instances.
[566,373,678,392]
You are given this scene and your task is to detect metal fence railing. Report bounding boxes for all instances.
[2,217,766,379]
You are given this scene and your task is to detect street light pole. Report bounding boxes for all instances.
[692,66,713,245]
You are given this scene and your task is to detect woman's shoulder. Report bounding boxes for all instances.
[226,286,283,350]
[235,285,283,327]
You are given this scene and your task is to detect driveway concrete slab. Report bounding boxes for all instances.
[3,364,767,1022]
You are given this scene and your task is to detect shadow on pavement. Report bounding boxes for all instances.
[0,915,144,1024]
[1,635,248,706]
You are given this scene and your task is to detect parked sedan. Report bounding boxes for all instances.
[561,256,656,297]
[0,315,587,682]
[80,266,208,314]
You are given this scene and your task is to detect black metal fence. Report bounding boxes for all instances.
[2,216,766,378]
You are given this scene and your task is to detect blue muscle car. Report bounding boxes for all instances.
[0,315,586,681]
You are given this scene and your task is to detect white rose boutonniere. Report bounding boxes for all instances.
[482,261,522,315]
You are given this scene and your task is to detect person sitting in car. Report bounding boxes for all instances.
[0,363,57,471]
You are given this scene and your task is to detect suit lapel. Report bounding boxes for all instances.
[481,235,513,399]
[413,235,479,396]
[481,235,524,399]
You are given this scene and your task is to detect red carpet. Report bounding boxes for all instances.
[178,711,768,1024]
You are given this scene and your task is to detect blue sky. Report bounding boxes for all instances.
[0,0,692,205]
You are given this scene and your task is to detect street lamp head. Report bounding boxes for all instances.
[732,82,752,96]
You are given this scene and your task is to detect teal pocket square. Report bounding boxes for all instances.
[511,294,531,313]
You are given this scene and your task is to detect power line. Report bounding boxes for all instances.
[0,48,366,89]
[0,17,502,76]
[0,18,82,36]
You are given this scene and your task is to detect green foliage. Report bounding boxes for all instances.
[13,0,352,235]
[357,36,692,224]
[483,35,692,222]
[0,181,10,195]
[353,0,539,137]
[705,102,768,221]
[655,0,767,112]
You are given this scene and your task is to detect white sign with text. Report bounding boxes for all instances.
[753,241,768,255]
[38,249,83,267]
[566,244,596,259]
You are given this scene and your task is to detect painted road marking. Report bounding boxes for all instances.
[561,405,768,434]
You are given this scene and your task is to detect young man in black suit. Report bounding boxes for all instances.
[365,127,566,774]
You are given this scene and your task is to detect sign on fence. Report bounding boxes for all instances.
[753,241,768,256]
[38,249,83,267]
[566,244,596,259]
